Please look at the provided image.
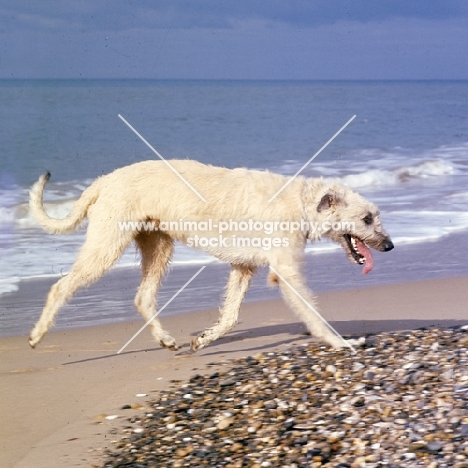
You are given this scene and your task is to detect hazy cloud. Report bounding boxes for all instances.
[1,1,467,79]
[2,1,468,32]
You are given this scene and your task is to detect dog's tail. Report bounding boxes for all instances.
[29,172,99,234]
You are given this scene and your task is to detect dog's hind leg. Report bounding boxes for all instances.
[29,225,134,348]
[134,231,178,350]
[191,264,255,351]
[272,263,344,349]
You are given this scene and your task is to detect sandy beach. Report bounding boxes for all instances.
[1,276,467,467]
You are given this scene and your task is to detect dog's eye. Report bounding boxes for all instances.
[363,214,373,225]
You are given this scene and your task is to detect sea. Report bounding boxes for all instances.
[1,80,467,336]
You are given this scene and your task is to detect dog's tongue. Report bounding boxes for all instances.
[356,238,374,274]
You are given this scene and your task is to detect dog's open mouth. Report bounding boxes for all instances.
[344,234,374,275]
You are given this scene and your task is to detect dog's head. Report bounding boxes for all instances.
[305,181,394,274]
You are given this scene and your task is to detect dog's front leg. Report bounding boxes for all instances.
[271,264,344,349]
[191,265,255,352]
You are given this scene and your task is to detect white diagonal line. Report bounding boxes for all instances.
[268,115,356,202]
[269,266,356,353]
[117,266,206,354]
[118,114,207,202]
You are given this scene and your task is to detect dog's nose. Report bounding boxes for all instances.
[382,240,394,252]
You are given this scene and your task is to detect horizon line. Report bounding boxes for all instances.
[1,77,467,83]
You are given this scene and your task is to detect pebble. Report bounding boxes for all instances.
[100,326,468,467]
[217,416,234,430]
[104,415,119,420]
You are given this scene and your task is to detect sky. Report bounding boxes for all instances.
[1,1,468,80]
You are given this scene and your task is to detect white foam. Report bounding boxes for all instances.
[396,159,454,179]
[331,159,455,190]
[0,205,16,224]
[383,210,468,245]
[14,199,79,227]
[0,277,20,295]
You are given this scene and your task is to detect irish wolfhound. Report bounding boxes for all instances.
[28,160,393,351]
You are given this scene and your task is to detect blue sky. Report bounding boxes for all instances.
[1,1,468,80]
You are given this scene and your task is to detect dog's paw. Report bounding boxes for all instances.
[346,337,366,348]
[159,335,179,351]
[190,337,206,352]
[28,329,43,348]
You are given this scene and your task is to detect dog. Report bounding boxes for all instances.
[28,159,393,351]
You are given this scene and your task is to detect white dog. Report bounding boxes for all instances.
[28,160,393,351]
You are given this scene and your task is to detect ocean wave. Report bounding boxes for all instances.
[0,179,92,227]
[269,143,464,190]
[332,159,455,190]
[14,199,79,228]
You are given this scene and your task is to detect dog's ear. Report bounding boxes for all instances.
[317,191,342,212]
